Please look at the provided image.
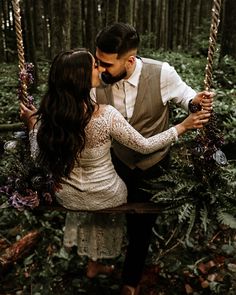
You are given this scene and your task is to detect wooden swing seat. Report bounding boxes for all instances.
[36,202,163,214]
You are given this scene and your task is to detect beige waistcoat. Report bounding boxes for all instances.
[96,58,170,170]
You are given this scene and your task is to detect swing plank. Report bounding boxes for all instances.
[36,202,162,214]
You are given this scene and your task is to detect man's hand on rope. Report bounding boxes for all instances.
[20,102,38,131]
[191,91,215,112]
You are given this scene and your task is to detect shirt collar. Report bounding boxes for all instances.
[116,57,142,88]
[126,57,142,87]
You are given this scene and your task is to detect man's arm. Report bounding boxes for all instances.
[160,62,214,111]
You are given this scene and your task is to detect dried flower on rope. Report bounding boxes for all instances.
[0,131,59,211]
[191,110,227,184]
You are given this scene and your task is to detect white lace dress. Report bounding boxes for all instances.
[29,104,178,260]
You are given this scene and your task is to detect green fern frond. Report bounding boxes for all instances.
[151,188,174,199]
[185,205,196,247]
[200,202,209,232]
[178,203,194,223]
[217,211,236,229]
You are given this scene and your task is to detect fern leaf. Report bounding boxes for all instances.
[178,203,194,223]
[217,211,236,229]
[185,205,196,247]
[200,202,209,232]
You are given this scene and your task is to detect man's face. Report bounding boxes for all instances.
[95,48,128,84]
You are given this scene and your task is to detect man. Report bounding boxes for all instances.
[93,22,214,295]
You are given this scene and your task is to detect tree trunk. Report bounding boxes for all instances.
[220,0,236,59]
[133,0,138,27]
[105,0,119,25]
[50,0,71,58]
[42,0,51,59]
[146,0,152,48]
[177,0,185,50]
[127,0,134,25]
[184,0,192,49]
[191,0,201,37]
[32,0,44,52]
[0,2,4,61]
[85,0,96,52]
[136,0,144,34]
[170,0,179,50]
[71,0,83,48]
[2,0,16,62]
[159,0,168,49]
[23,0,38,86]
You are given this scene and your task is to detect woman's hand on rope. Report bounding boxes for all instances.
[175,110,211,135]
[20,102,37,130]
[191,90,215,112]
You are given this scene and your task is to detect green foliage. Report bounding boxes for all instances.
[146,145,236,245]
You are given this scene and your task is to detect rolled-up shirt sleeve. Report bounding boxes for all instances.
[161,62,196,111]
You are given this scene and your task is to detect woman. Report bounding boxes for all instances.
[20,49,211,279]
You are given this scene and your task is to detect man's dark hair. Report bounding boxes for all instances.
[95,22,140,58]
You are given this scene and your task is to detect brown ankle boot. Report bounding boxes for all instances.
[86,260,115,278]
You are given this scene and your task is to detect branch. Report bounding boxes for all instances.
[0,230,40,272]
[0,123,23,132]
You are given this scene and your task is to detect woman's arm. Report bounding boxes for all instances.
[20,103,39,159]
[108,106,211,154]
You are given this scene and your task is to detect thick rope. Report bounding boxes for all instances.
[204,0,223,91]
[192,0,226,183]
[11,0,28,105]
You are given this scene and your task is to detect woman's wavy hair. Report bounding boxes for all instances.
[35,49,95,183]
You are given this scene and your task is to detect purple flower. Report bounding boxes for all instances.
[9,190,40,211]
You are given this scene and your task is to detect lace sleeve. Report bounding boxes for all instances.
[108,106,178,154]
[29,129,39,160]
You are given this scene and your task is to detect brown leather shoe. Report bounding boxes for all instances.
[86,260,115,278]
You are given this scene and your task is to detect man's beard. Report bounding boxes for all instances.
[100,70,127,85]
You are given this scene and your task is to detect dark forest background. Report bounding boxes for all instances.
[1,0,236,66]
[0,1,236,294]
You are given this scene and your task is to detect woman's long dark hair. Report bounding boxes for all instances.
[35,49,95,183]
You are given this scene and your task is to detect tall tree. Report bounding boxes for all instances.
[42,0,51,59]
[2,0,16,61]
[105,0,119,25]
[50,0,71,58]
[85,0,96,52]
[184,0,192,48]
[32,0,44,53]
[177,0,185,49]
[71,0,83,48]
[220,0,236,59]
[23,0,38,84]
[0,2,5,61]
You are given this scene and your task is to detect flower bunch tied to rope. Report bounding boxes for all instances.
[0,131,60,211]
[0,62,60,211]
[191,107,227,185]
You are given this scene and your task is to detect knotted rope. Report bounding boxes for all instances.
[192,0,226,182]
[12,0,31,106]
[204,0,223,91]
